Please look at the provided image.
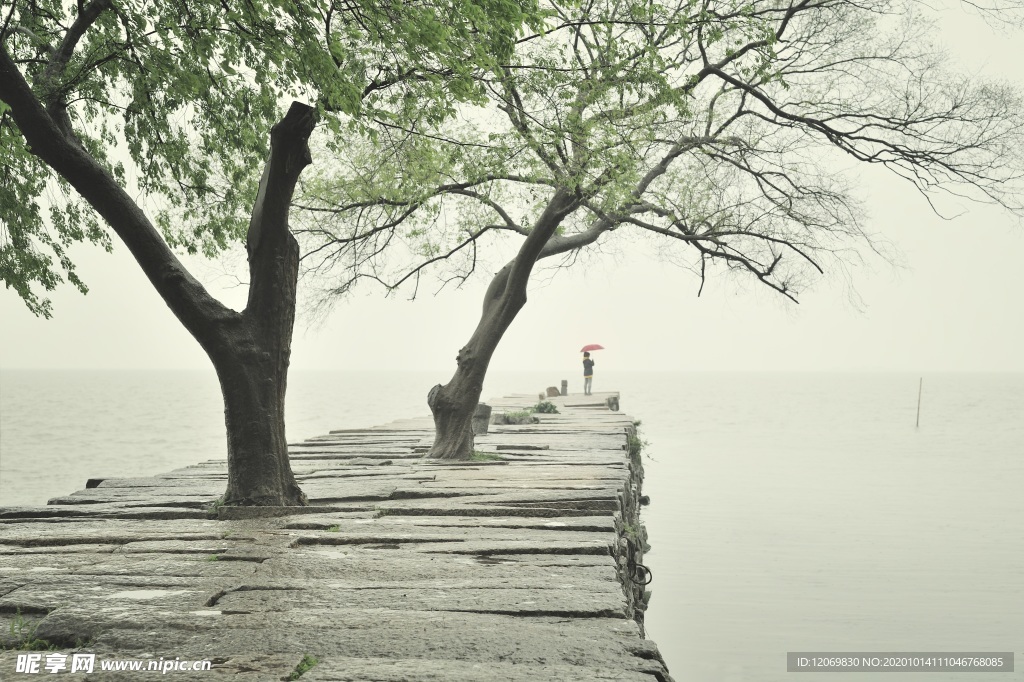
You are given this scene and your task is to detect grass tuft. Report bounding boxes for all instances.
[285,654,319,680]
[4,610,55,651]
[627,423,650,464]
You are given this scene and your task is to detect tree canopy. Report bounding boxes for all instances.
[298,0,1024,304]
[1,0,543,317]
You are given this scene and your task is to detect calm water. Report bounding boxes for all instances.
[1,369,1022,680]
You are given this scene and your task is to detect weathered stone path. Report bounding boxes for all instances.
[1,391,672,681]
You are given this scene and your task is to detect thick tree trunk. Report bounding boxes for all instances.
[427,365,487,461]
[215,348,305,505]
[427,190,579,459]
[210,101,315,505]
[426,298,509,460]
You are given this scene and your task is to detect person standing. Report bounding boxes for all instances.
[583,351,595,395]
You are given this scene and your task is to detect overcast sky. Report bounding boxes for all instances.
[1,7,1022,374]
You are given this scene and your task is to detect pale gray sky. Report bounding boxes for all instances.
[1,7,1022,373]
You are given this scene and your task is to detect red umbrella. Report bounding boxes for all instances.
[580,344,604,352]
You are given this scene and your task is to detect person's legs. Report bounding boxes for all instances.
[584,376,592,394]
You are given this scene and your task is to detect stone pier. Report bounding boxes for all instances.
[0,391,672,681]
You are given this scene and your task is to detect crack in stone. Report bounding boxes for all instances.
[485,500,619,510]
[0,535,223,548]
[121,501,213,509]
[0,602,54,615]
[205,584,301,608]
[370,507,595,518]
[445,545,611,557]
[290,537,462,548]
[388,489,472,500]
[450,607,625,618]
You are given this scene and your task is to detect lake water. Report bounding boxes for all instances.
[1,369,1022,680]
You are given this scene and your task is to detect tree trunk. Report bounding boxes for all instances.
[426,304,508,460]
[427,367,487,461]
[210,101,315,505]
[215,345,305,505]
[427,190,578,459]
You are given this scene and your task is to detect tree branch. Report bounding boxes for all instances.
[42,0,111,86]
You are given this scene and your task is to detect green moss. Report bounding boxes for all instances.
[326,525,341,532]
[471,451,503,462]
[286,654,319,680]
[206,554,220,562]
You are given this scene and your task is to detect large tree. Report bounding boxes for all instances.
[0,0,541,502]
[299,0,1023,459]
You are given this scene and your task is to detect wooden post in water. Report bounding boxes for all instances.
[915,377,923,428]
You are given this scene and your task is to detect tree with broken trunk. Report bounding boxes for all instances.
[0,0,543,503]
[299,0,1024,459]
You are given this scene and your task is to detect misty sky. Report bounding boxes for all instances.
[1,7,1022,374]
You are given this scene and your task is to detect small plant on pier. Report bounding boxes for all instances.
[286,654,319,680]
[4,610,54,651]
[471,451,504,462]
[532,401,559,414]
[206,497,226,519]
[627,430,649,465]
[499,410,538,425]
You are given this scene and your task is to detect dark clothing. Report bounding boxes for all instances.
[583,358,595,377]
